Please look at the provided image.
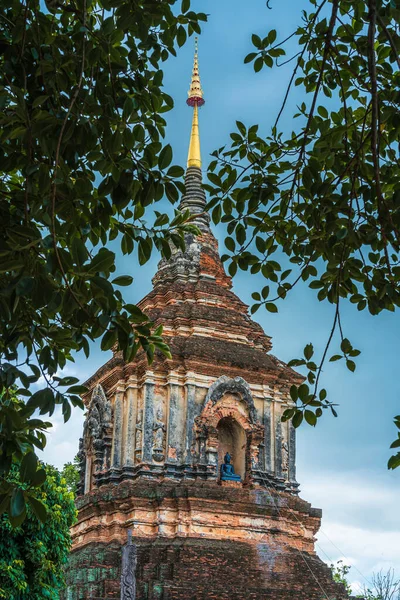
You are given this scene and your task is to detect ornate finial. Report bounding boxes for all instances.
[187,37,204,169]
[187,36,205,107]
[177,37,210,231]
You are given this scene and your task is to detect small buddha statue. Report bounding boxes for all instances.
[220,452,241,481]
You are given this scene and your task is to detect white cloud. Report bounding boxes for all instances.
[39,404,84,470]
[300,470,400,589]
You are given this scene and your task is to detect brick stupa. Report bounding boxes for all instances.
[64,40,349,600]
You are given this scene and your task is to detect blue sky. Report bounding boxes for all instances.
[41,0,400,593]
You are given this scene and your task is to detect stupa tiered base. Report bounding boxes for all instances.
[64,479,348,600]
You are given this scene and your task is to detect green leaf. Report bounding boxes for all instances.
[138,238,151,265]
[32,95,49,108]
[317,105,328,118]
[254,57,263,72]
[305,410,317,426]
[292,411,303,428]
[66,385,88,394]
[225,237,235,252]
[340,338,352,353]
[101,329,118,351]
[388,453,400,470]
[252,34,262,48]
[10,488,25,518]
[167,165,185,178]
[31,468,46,487]
[27,495,48,523]
[304,343,313,360]
[298,384,309,401]
[181,0,190,12]
[9,126,27,139]
[89,249,115,274]
[71,237,88,267]
[27,388,54,411]
[244,52,257,64]
[267,29,277,45]
[20,452,38,483]
[177,25,187,47]
[265,303,278,313]
[112,275,133,286]
[329,355,342,362]
[282,408,295,422]
[159,144,173,170]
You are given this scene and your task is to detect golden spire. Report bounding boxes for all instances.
[187,37,205,169]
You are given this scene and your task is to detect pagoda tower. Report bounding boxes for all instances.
[64,41,349,600]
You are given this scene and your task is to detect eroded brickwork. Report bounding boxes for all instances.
[65,536,348,600]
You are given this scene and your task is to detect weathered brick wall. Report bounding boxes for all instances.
[63,537,349,600]
[63,541,121,600]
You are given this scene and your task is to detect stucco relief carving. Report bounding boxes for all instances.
[81,384,113,490]
[281,441,289,477]
[134,409,143,463]
[152,408,166,462]
[83,384,112,449]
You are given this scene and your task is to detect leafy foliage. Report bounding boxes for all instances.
[60,455,80,494]
[388,415,400,470]
[331,561,353,596]
[205,0,400,464]
[0,462,76,599]
[332,564,400,600]
[0,0,207,519]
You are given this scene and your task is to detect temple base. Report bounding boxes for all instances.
[63,536,350,600]
[63,479,349,600]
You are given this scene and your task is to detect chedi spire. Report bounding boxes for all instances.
[178,37,210,232]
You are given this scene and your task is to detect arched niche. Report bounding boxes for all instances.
[217,416,246,479]
[194,376,264,483]
[202,376,257,423]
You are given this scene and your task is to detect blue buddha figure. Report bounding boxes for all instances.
[220,452,241,481]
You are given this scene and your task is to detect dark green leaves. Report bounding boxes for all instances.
[88,249,115,274]
[20,452,38,483]
[101,329,118,351]
[158,144,173,170]
[0,463,76,595]
[0,0,208,523]
[112,275,134,286]
[206,1,400,465]
[27,495,47,523]
[388,416,400,470]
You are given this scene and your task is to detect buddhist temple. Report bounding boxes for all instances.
[63,40,350,600]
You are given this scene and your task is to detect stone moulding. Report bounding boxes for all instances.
[71,479,320,554]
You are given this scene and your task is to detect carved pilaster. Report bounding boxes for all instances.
[184,383,196,467]
[263,399,273,474]
[112,391,124,469]
[123,386,136,468]
[120,530,136,600]
[142,382,155,463]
